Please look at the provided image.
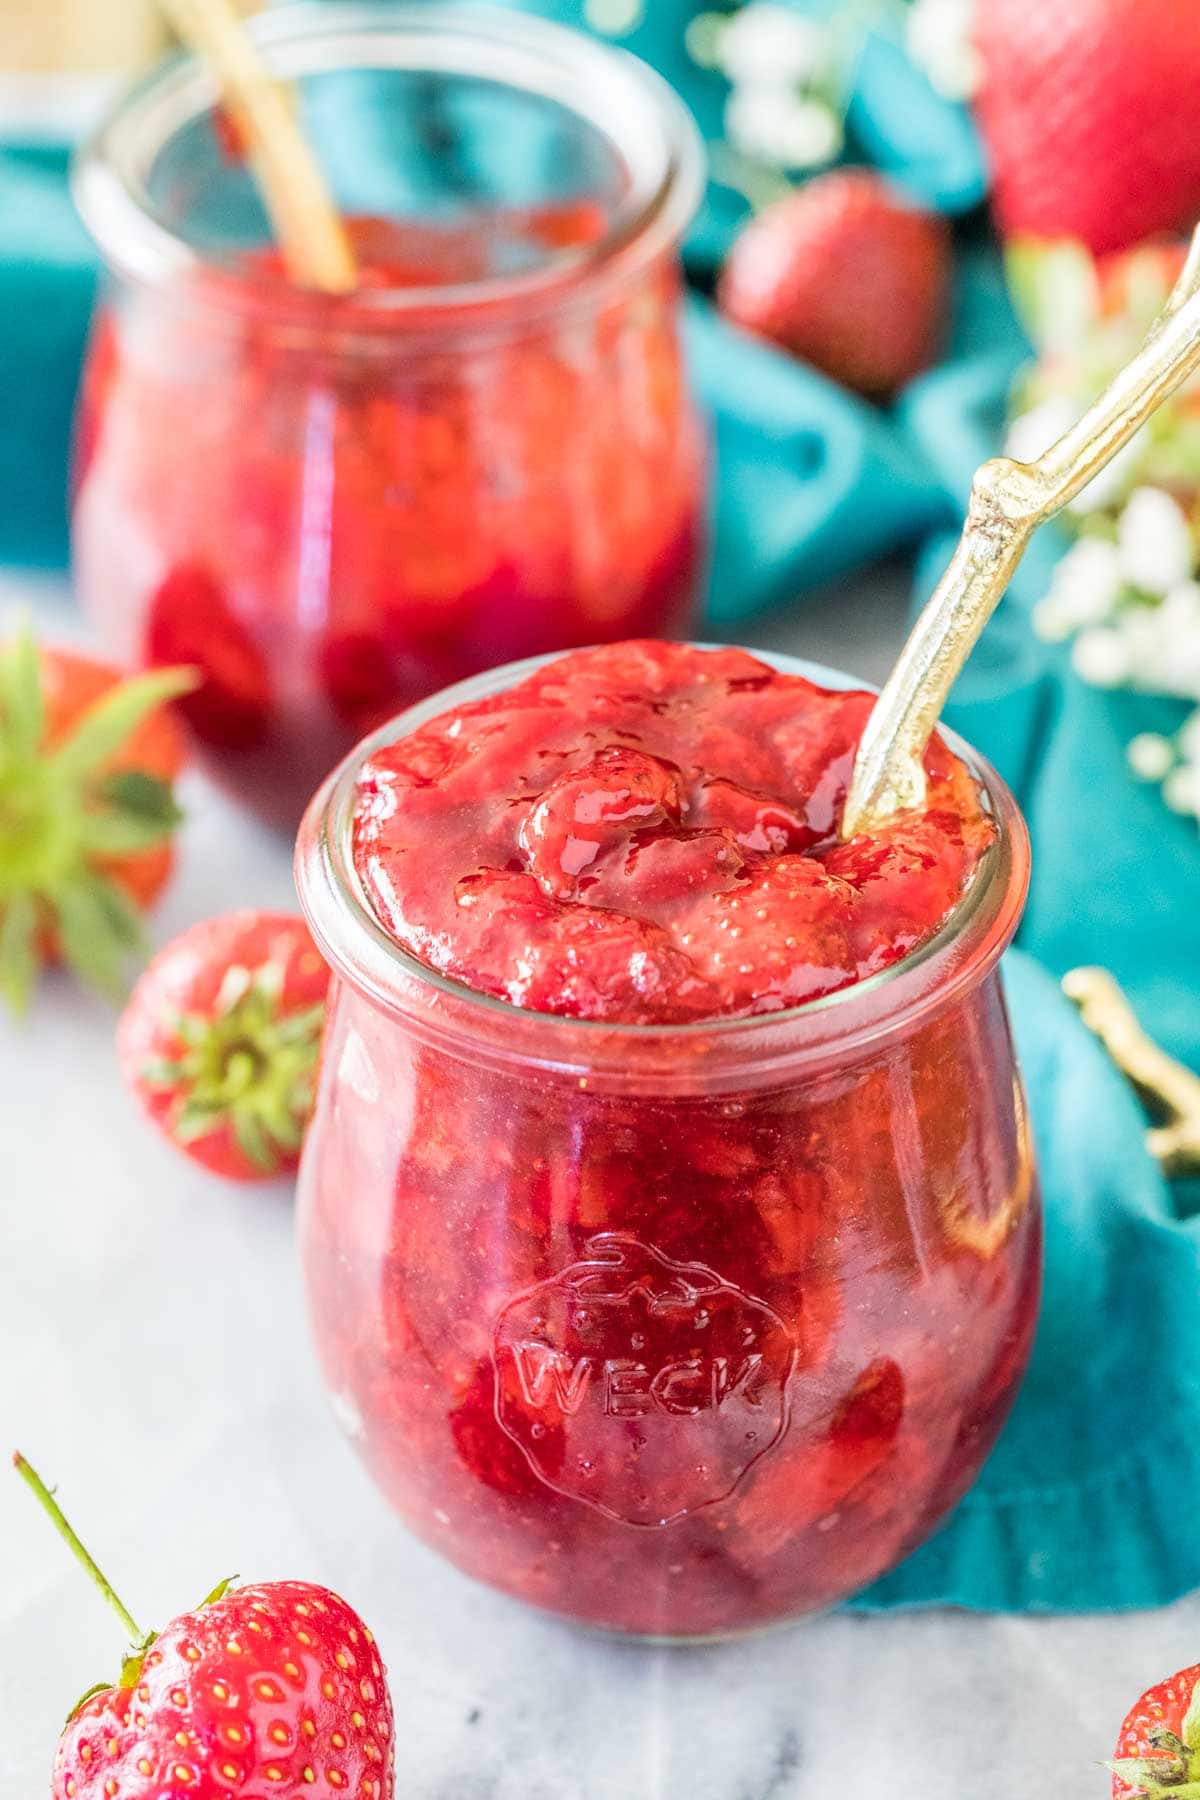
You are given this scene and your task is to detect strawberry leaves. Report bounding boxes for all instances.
[0,891,37,1015]
[47,663,197,781]
[1108,1771,1200,1798]
[80,775,185,858]
[1177,1678,1200,1756]
[0,626,44,759]
[0,630,196,1014]
[55,878,147,1001]
[142,960,326,1176]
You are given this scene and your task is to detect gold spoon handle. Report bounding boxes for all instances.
[1064,968,1200,1178]
[158,0,358,294]
[841,226,1200,840]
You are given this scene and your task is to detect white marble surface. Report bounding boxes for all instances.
[2,573,1197,1799]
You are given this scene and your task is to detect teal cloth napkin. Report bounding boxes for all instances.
[855,946,1200,1613]
[0,146,95,567]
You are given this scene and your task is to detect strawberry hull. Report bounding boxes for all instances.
[295,646,1040,1639]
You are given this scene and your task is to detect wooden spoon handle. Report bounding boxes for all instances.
[842,224,1200,841]
[158,0,358,294]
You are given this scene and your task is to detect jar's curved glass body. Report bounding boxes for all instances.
[295,654,1040,1640]
[71,5,707,828]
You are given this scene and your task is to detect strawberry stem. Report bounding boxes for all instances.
[13,1452,146,1646]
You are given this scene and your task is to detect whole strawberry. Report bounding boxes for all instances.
[14,1454,395,1800]
[118,910,329,1180]
[717,170,951,399]
[1109,1661,1200,1795]
[973,0,1200,255]
[0,627,194,1014]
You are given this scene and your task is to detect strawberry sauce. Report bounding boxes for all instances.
[73,217,705,829]
[352,641,996,1021]
[298,642,1039,1637]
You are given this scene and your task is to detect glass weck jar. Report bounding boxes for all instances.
[294,649,1041,1641]
[71,3,707,828]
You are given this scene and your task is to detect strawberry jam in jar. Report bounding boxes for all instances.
[295,641,1040,1639]
[71,6,706,828]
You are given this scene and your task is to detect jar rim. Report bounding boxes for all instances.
[294,645,1032,1086]
[71,1,705,333]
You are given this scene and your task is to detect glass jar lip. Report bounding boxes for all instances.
[294,644,1032,1085]
[72,0,705,333]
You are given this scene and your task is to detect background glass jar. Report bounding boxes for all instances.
[294,651,1041,1641]
[71,3,707,828]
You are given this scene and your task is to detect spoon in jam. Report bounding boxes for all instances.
[842,224,1200,840]
[157,0,358,293]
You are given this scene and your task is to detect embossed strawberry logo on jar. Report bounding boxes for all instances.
[492,1233,796,1527]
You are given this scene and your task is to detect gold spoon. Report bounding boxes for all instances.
[1064,968,1200,1177]
[157,0,358,294]
[842,226,1200,840]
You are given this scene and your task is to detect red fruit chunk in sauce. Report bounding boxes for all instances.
[519,746,684,898]
[353,640,995,1021]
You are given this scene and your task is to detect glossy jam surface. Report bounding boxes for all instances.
[354,641,995,1022]
[298,646,1037,1639]
[74,217,705,828]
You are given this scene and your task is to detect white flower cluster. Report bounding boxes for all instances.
[1027,481,1200,820]
[905,0,982,100]
[582,0,646,33]
[706,4,843,172]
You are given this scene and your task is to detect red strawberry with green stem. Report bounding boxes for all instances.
[118,910,330,1181]
[14,1453,395,1800]
[973,0,1200,256]
[0,628,196,1014]
[717,169,951,399]
[1109,1662,1200,1795]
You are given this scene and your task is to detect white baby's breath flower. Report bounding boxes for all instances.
[1005,397,1078,466]
[583,0,644,32]
[1117,486,1195,594]
[1127,732,1176,782]
[1165,643,1200,703]
[1031,598,1070,643]
[1073,626,1132,688]
[717,4,823,86]
[1119,586,1200,698]
[1160,580,1200,633]
[1120,604,1166,672]
[1164,763,1200,815]
[724,85,842,171]
[1178,708,1200,760]
[1033,537,1122,641]
[906,0,983,100]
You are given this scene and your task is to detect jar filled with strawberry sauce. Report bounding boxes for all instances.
[70,4,707,829]
[294,641,1041,1640]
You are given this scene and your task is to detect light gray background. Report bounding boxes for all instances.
[1,569,1191,1799]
